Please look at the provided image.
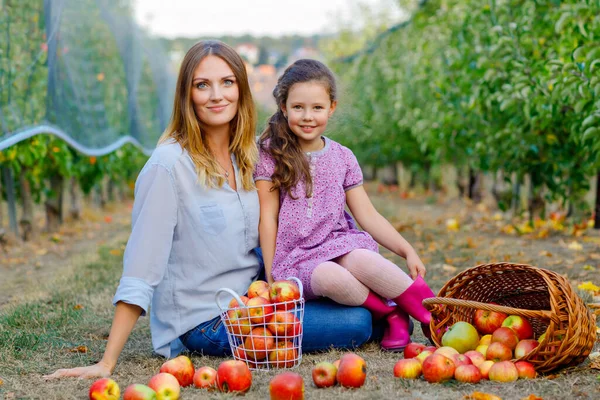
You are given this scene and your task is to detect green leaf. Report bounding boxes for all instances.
[583,127,599,141]
[555,13,571,34]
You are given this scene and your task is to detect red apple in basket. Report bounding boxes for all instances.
[270,280,301,311]
[422,354,455,383]
[502,315,534,340]
[312,361,337,387]
[267,311,302,337]
[232,346,257,368]
[393,358,422,379]
[193,366,217,390]
[514,339,539,359]
[269,372,304,400]
[491,327,519,350]
[336,353,367,388]
[514,360,537,379]
[148,373,180,400]
[228,295,249,309]
[258,289,272,301]
[89,378,120,400]
[248,280,270,298]
[123,384,156,400]
[216,360,252,393]
[244,327,275,360]
[225,309,252,336]
[403,342,426,359]
[454,364,482,383]
[247,296,275,325]
[160,355,195,387]
[488,360,518,382]
[473,309,507,335]
[486,342,512,362]
[268,341,298,368]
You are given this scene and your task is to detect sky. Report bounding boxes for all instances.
[133,0,406,38]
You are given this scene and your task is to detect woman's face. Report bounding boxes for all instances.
[191,55,240,130]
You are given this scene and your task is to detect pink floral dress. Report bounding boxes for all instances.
[254,136,378,299]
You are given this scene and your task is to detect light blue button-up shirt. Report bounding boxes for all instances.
[113,140,261,357]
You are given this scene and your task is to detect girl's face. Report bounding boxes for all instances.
[282,81,336,151]
[191,55,240,131]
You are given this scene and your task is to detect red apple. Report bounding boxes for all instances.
[123,384,157,400]
[486,342,513,362]
[228,295,249,309]
[159,355,194,387]
[415,350,434,364]
[501,315,533,340]
[488,360,519,382]
[267,311,302,337]
[422,354,455,383]
[464,350,485,367]
[423,346,437,353]
[269,372,304,400]
[232,346,257,368]
[89,378,120,400]
[454,364,482,383]
[247,296,275,325]
[473,309,508,334]
[478,360,494,379]
[441,321,479,353]
[452,354,473,368]
[312,361,337,388]
[336,353,367,388]
[270,280,301,311]
[434,346,459,358]
[248,280,270,298]
[268,341,298,368]
[244,327,275,360]
[514,360,537,379]
[147,373,180,400]
[225,309,252,336]
[393,358,422,379]
[216,360,252,393]
[514,339,539,359]
[193,366,217,390]
[491,327,519,350]
[404,342,426,359]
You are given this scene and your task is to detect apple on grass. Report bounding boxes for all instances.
[148,373,180,400]
[491,327,519,350]
[336,353,367,388]
[248,280,270,298]
[478,360,495,379]
[464,350,485,367]
[454,364,482,383]
[502,315,534,340]
[514,339,539,359]
[159,355,195,387]
[123,384,157,400]
[473,309,508,335]
[193,366,217,390]
[488,361,519,382]
[393,358,422,379]
[312,361,337,388]
[441,321,479,354]
[404,342,426,359]
[247,296,275,325]
[89,378,120,400]
[216,360,252,393]
[514,360,537,379]
[486,342,513,362]
[269,372,304,400]
[415,350,435,364]
[452,354,473,368]
[422,354,455,383]
[270,280,301,311]
[268,341,298,368]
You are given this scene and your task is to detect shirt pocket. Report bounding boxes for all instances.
[199,203,227,235]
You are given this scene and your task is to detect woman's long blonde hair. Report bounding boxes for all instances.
[159,40,257,191]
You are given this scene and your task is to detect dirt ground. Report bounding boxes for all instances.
[0,186,599,399]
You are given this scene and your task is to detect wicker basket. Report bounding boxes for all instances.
[422,263,597,373]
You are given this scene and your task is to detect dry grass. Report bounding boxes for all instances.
[1,191,599,399]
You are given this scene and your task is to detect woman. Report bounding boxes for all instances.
[44,41,378,380]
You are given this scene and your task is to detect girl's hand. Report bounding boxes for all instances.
[406,251,426,279]
[43,361,112,380]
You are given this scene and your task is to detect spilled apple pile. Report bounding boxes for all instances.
[395,310,542,384]
[224,279,303,369]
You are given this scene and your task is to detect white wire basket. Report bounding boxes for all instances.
[215,277,305,371]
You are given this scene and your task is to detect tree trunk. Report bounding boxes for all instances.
[69,177,82,220]
[468,168,483,203]
[595,170,600,229]
[380,164,399,186]
[19,172,36,241]
[456,166,466,197]
[99,178,108,209]
[511,177,521,215]
[45,174,64,233]
[0,175,4,229]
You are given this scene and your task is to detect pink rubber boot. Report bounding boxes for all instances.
[362,292,410,351]
[392,276,436,341]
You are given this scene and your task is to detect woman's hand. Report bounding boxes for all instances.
[406,251,426,279]
[43,361,113,380]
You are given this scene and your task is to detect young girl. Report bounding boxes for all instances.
[255,59,436,351]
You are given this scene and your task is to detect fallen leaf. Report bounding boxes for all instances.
[568,241,583,251]
[109,249,122,256]
[73,304,84,310]
[0,378,3,386]
[583,265,596,271]
[443,264,457,273]
[578,281,600,293]
[464,392,502,400]
[590,358,600,370]
[69,345,88,353]
[521,395,543,400]
[590,253,600,260]
[446,218,460,231]
[539,250,552,257]
[466,237,477,248]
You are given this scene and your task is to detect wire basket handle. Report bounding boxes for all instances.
[422,297,557,323]
[215,276,304,311]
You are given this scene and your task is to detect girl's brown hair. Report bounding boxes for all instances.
[160,40,257,191]
[259,59,336,198]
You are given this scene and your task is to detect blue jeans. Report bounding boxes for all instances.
[180,298,385,356]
